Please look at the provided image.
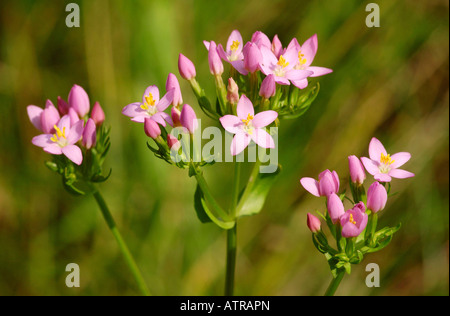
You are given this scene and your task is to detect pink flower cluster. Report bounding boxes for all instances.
[27,85,105,165]
[302,137,414,238]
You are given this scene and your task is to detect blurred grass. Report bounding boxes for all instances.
[0,0,448,295]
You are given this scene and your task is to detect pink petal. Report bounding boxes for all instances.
[250,128,275,148]
[388,168,415,179]
[259,45,278,68]
[203,40,210,50]
[236,95,254,119]
[252,111,278,128]
[390,152,411,169]
[150,113,166,127]
[308,66,333,77]
[230,60,248,75]
[300,177,320,197]
[368,137,387,161]
[157,89,174,112]
[142,86,160,105]
[219,115,242,134]
[217,44,229,61]
[57,115,72,131]
[291,79,309,89]
[130,115,148,123]
[27,105,43,131]
[285,69,313,81]
[282,44,299,69]
[32,134,53,148]
[68,119,84,145]
[230,132,251,156]
[274,76,290,85]
[122,102,145,118]
[43,144,63,155]
[361,157,380,175]
[374,173,392,182]
[300,34,318,67]
[226,30,243,54]
[286,37,300,52]
[62,145,83,165]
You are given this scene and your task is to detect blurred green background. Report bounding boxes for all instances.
[0,0,448,296]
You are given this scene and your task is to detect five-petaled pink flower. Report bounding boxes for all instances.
[31,115,84,165]
[340,202,368,238]
[219,95,277,156]
[122,86,174,126]
[361,137,414,182]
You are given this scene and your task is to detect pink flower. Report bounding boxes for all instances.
[68,84,90,118]
[165,73,183,107]
[348,155,366,185]
[178,53,196,80]
[361,137,414,182]
[207,41,224,75]
[340,202,368,238]
[57,96,70,115]
[122,86,174,126]
[243,42,262,74]
[300,170,340,197]
[90,102,105,126]
[251,31,271,49]
[366,181,388,213]
[33,100,60,134]
[68,107,80,126]
[144,117,161,139]
[82,118,96,149]
[327,193,345,224]
[180,104,198,134]
[213,30,247,75]
[259,41,312,86]
[307,213,321,233]
[288,34,333,89]
[219,95,277,156]
[259,74,276,99]
[31,115,84,165]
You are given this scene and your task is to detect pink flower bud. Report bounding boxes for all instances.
[57,96,70,115]
[68,84,90,117]
[243,42,262,73]
[171,106,182,127]
[348,155,366,185]
[272,34,283,58]
[318,170,340,197]
[207,41,224,76]
[167,134,181,151]
[91,102,105,126]
[251,31,271,49]
[40,100,60,134]
[307,213,321,233]
[180,104,198,134]
[178,53,196,80]
[166,73,183,107]
[68,107,80,126]
[327,193,345,224]
[366,181,388,213]
[259,74,276,99]
[144,117,161,139]
[227,78,239,104]
[82,118,96,149]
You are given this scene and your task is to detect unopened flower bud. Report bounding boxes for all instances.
[227,78,239,104]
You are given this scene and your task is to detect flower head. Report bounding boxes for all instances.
[82,118,97,149]
[243,42,262,74]
[219,95,277,156]
[165,73,183,107]
[122,85,174,126]
[327,193,345,224]
[366,181,388,213]
[361,137,414,182]
[91,102,105,126]
[348,155,366,185]
[207,41,224,76]
[214,30,247,75]
[300,170,340,197]
[340,202,368,238]
[178,53,196,80]
[68,84,90,118]
[180,104,198,134]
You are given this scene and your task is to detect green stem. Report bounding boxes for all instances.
[235,159,261,216]
[93,190,151,296]
[324,269,345,296]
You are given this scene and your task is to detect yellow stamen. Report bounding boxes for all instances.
[230,40,240,51]
[141,93,156,110]
[349,214,357,225]
[54,125,66,139]
[298,51,307,65]
[277,55,289,68]
[242,113,254,126]
[380,153,395,165]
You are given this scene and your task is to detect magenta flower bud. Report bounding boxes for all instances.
[243,42,262,73]
[178,53,196,80]
[82,118,96,149]
[340,203,368,238]
[180,104,198,134]
[272,34,283,58]
[259,74,276,99]
[207,41,224,76]
[307,213,321,233]
[366,181,388,213]
[144,117,161,139]
[40,100,60,134]
[171,106,182,127]
[57,96,70,115]
[91,101,105,126]
[166,73,183,107]
[68,84,90,117]
[348,155,366,185]
[318,170,340,197]
[68,107,80,126]
[327,193,345,224]
[227,77,239,104]
[167,134,181,151]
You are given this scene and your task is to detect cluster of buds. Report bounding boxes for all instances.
[301,137,414,275]
[27,85,110,194]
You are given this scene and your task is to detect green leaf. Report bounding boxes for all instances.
[91,168,112,183]
[236,165,281,217]
[194,185,235,230]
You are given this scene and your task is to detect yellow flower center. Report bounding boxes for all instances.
[349,214,357,225]
[50,125,66,143]
[380,153,395,165]
[230,40,240,51]
[141,93,156,111]
[277,55,289,68]
[298,51,307,66]
[242,113,254,126]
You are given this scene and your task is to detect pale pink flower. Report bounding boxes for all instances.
[300,170,340,197]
